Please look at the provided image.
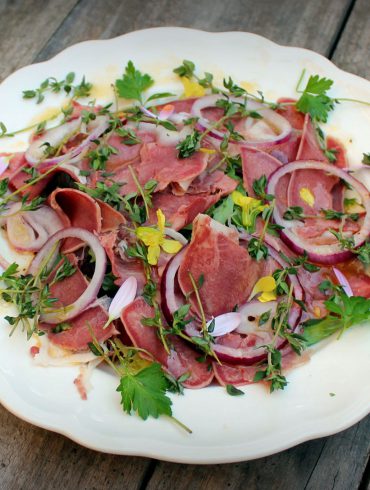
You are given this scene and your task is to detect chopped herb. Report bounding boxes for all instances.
[226,384,245,396]
[362,153,370,165]
[176,130,201,158]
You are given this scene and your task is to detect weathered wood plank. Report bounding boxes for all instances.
[0,405,149,490]
[146,416,370,490]
[0,0,78,82]
[35,0,352,63]
[331,0,370,79]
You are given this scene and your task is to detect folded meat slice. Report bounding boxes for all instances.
[178,214,261,317]
[276,98,306,131]
[116,143,208,196]
[148,171,237,230]
[121,298,214,388]
[40,255,115,351]
[105,130,157,170]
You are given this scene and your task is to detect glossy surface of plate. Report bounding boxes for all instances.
[0,28,369,463]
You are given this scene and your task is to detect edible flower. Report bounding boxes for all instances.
[299,187,315,207]
[181,77,205,98]
[206,312,242,337]
[250,276,277,303]
[136,209,183,265]
[158,104,175,120]
[231,191,267,230]
[104,276,138,329]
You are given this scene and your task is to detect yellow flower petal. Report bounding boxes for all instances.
[251,275,277,299]
[156,209,166,234]
[299,187,315,207]
[147,244,161,265]
[161,238,183,254]
[199,147,216,154]
[136,227,162,247]
[258,291,277,303]
[181,77,205,98]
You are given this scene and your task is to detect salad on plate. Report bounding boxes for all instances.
[0,59,369,431]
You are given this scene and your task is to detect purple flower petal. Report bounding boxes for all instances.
[108,276,138,319]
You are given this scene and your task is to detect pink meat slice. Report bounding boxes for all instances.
[287,115,339,213]
[148,171,237,230]
[40,255,115,351]
[105,130,157,170]
[241,147,282,196]
[115,143,208,196]
[99,231,147,292]
[178,214,261,317]
[121,298,214,388]
[48,188,102,253]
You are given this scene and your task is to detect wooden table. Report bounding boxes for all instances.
[0,1,369,488]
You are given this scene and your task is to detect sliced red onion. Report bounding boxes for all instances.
[236,300,277,334]
[191,94,292,146]
[164,227,188,245]
[0,155,9,176]
[267,160,370,264]
[30,227,106,324]
[207,312,241,337]
[160,247,187,323]
[6,204,63,252]
[333,267,353,297]
[106,276,137,323]
[25,116,109,167]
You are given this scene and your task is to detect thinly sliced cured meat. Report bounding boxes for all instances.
[99,231,146,291]
[178,215,262,317]
[105,130,157,170]
[49,188,102,252]
[241,147,282,196]
[296,115,327,162]
[40,254,115,350]
[45,305,114,351]
[148,171,237,230]
[121,298,214,388]
[337,260,370,298]
[213,362,259,387]
[96,198,125,232]
[276,98,305,130]
[115,143,208,196]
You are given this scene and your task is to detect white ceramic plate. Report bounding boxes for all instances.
[0,28,369,464]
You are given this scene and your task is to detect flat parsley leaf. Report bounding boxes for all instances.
[296,74,336,122]
[115,61,154,103]
[117,363,172,420]
[303,293,370,346]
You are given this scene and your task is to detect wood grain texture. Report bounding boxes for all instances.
[0,0,78,82]
[0,1,369,489]
[35,0,352,63]
[0,405,150,490]
[332,0,370,79]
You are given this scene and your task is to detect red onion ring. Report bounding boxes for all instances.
[160,247,187,324]
[29,227,106,324]
[5,204,63,252]
[266,160,370,264]
[191,94,292,146]
[25,116,109,167]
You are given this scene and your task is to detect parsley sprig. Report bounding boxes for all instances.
[303,289,370,345]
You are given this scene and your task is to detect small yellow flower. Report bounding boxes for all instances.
[181,77,205,98]
[199,147,217,154]
[231,191,267,229]
[299,187,315,207]
[250,276,277,303]
[136,209,183,265]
